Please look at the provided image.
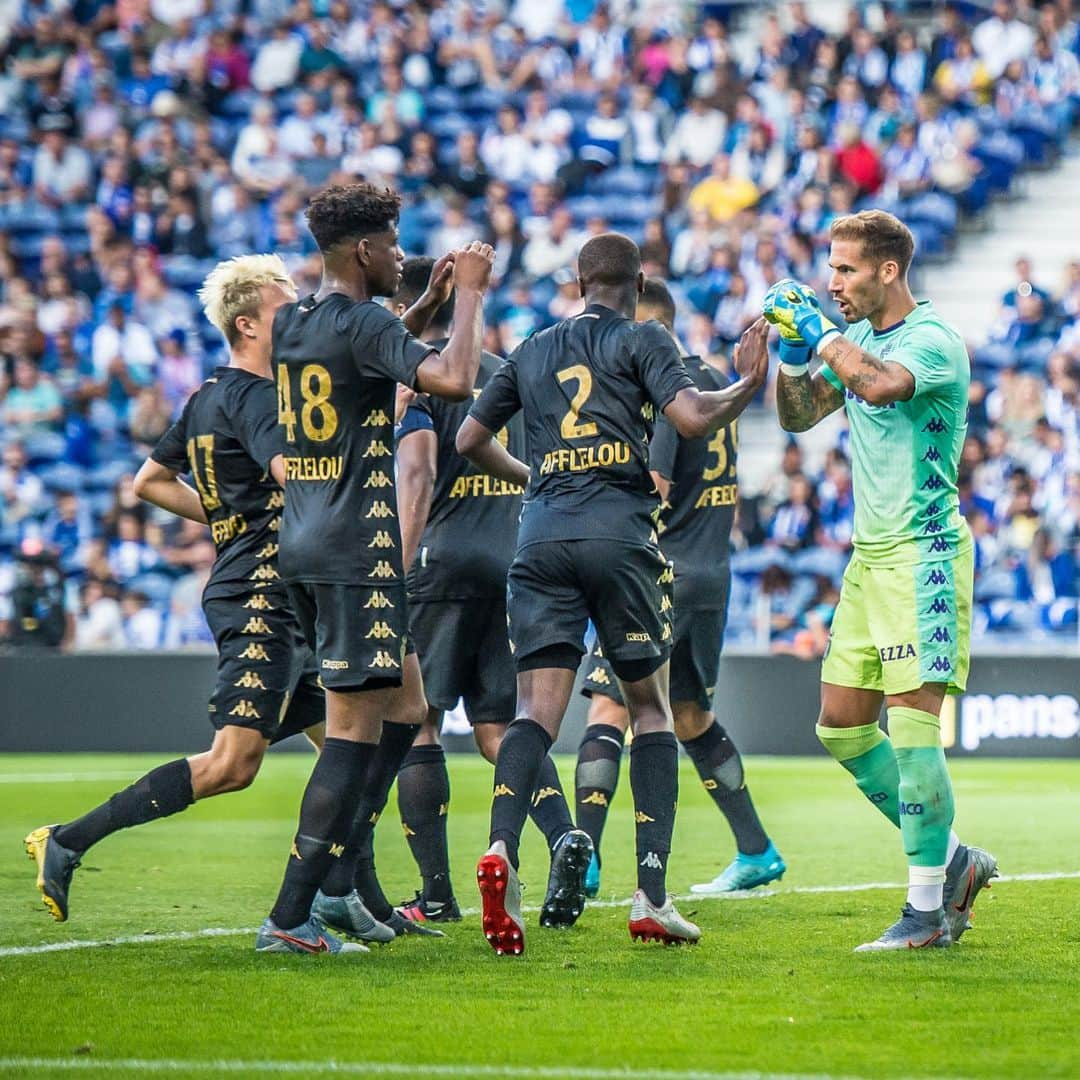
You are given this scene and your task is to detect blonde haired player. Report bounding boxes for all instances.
[763,211,997,952]
[22,256,391,944]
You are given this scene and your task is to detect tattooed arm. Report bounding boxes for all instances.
[817,335,915,407]
[776,368,845,432]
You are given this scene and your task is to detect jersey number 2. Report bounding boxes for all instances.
[556,365,599,439]
[277,363,339,443]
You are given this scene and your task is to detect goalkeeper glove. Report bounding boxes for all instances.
[763,279,841,353]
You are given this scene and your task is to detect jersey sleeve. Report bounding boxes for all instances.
[885,324,958,397]
[350,304,434,387]
[234,379,285,472]
[633,321,695,411]
[468,353,521,433]
[648,416,679,480]
[396,401,436,442]
[150,402,190,473]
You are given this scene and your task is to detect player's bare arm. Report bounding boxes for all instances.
[133,458,209,525]
[396,425,438,569]
[817,335,915,406]
[400,252,455,339]
[414,242,495,401]
[775,368,845,433]
[455,415,531,489]
[663,318,769,439]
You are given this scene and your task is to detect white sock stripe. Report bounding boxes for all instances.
[3,872,1076,959]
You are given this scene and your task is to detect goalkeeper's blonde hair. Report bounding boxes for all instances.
[198,254,297,346]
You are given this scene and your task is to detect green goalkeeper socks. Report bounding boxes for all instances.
[816,721,900,828]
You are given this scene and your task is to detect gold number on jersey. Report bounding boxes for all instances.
[473,387,509,448]
[299,364,338,442]
[556,365,598,439]
[277,364,298,443]
[702,420,736,482]
[277,363,339,443]
[186,434,221,511]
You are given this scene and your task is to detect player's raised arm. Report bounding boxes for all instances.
[400,252,456,340]
[662,318,770,438]
[414,242,495,401]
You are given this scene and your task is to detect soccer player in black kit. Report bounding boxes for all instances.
[256,184,495,954]
[457,234,771,954]
[575,278,786,900]
[25,255,329,925]
[391,258,580,929]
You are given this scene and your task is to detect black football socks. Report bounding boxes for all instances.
[269,737,374,930]
[489,718,551,869]
[682,720,769,856]
[629,731,679,907]
[396,743,453,903]
[574,723,625,865]
[53,758,194,854]
[527,754,574,850]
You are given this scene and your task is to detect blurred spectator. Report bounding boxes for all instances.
[2,358,63,437]
[73,578,124,650]
[121,589,163,649]
[687,154,759,224]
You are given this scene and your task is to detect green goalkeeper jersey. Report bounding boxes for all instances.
[820,300,972,567]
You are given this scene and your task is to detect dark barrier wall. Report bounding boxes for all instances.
[1,652,1077,757]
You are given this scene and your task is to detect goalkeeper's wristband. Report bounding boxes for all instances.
[778,338,812,373]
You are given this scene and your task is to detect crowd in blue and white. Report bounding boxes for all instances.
[0,0,1076,649]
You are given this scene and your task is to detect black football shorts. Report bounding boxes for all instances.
[286,582,409,692]
[581,600,728,712]
[204,590,324,740]
[409,596,514,723]
[506,539,673,679]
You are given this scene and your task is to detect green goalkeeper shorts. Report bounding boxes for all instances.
[821,547,972,696]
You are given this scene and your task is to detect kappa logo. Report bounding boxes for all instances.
[634,810,655,824]
[364,591,395,609]
[234,671,267,690]
[366,501,395,519]
[922,418,948,434]
[243,594,274,611]
[923,520,944,535]
[229,700,261,720]
[639,851,664,870]
[657,566,674,585]
[588,666,611,685]
[660,595,673,614]
[626,631,651,643]
[439,802,449,817]
[402,822,416,837]
[533,787,560,805]
[927,598,950,615]
[321,659,349,670]
[361,409,391,427]
[493,783,516,797]
[369,810,381,825]
[239,643,271,662]
[242,617,272,635]
[368,650,400,670]
[929,537,952,554]
[927,502,942,517]
[365,621,397,640]
[581,791,608,807]
[268,516,281,532]
[368,531,395,549]
[265,491,285,510]
[922,447,942,463]
[703,778,718,790]
[329,843,345,857]
[920,475,945,491]
[250,565,279,582]
[926,569,948,587]
[363,471,393,489]
[362,441,392,458]
[368,560,396,579]
[929,627,952,643]
[660,623,672,642]
[929,656,953,674]
[256,542,279,559]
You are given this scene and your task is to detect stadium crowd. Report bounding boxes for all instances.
[0,0,1078,649]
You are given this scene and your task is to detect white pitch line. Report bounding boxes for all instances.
[0,772,142,784]
[0,1058,957,1080]
[3,871,1077,960]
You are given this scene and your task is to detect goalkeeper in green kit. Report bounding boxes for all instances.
[762,210,997,951]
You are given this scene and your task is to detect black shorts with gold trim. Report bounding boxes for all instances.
[409,596,514,723]
[204,589,323,741]
[286,582,409,692]
[507,539,673,679]
[581,599,728,712]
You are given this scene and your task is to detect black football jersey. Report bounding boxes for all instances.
[469,304,694,548]
[398,345,524,600]
[649,355,737,609]
[271,294,434,585]
[151,367,285,600]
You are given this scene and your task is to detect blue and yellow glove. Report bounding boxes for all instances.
[763,279,841,371]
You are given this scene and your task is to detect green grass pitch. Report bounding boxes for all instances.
[1,752,1078,1080]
